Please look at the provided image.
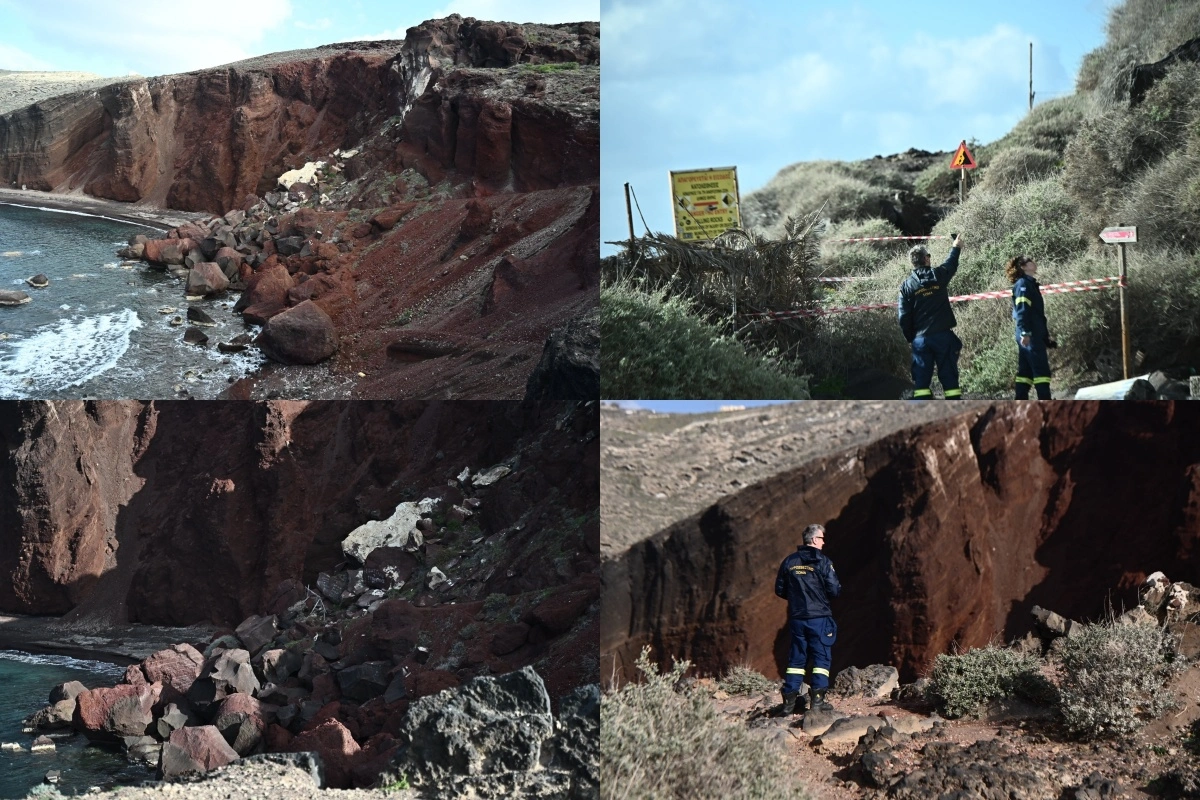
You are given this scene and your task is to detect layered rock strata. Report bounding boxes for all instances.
[602,402,1200,684]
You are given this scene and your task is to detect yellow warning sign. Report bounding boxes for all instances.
[669,166,741,241]
[949,141,977,170]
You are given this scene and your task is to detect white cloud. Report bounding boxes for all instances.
[3,0,294,76]
[433,0,598,24]
[0,43,56,71]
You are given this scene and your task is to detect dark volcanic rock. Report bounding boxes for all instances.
[890,739,1065,799]
[522,314,599,406]
[255,300,338,365]
[159,725,239,779]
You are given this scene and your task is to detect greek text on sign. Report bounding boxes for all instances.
[949,141,977,170]
[1099,226,1137,243]
[669,166,741,241]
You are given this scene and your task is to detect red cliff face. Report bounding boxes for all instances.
[601,403,1200,684]
[0,17,599,213]
[0,399,598,631]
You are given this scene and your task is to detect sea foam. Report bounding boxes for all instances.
[0,309,143,395]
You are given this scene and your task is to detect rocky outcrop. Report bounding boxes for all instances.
[0,18,598,213]
[602,403,1200,684]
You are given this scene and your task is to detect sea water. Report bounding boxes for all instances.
[0,203,265,398]
[0,651,147,798]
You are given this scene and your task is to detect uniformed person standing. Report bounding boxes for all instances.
[898,234,964,398]
[775,524,841,715]
[1007,254,1055,399]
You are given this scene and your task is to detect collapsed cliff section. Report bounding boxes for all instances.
[601,402,1200,685]
[0,398,597,628]
[0,16,599,399]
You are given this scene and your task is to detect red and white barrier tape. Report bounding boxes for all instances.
[751,276,1124,321]
[827,235,953,243]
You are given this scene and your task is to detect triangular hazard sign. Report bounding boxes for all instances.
[950,141,977,170]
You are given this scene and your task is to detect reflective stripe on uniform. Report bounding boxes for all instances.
[913,389,933,397]
[786,668,805,675]
[811,668,830,677]
[943,388,962,397]
[1014,296,1032,306]
[1033,377,1051,384]
[1015,377,1034,385]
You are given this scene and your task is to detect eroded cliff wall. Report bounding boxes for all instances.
[601,403,1200,683]
[0,17,599,213]
[0,399,598,628]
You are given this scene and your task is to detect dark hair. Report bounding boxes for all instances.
[1005,255,1031,284]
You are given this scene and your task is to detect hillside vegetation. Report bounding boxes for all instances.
[601,0,1200,398]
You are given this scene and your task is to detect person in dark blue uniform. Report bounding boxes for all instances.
[898,234,964,398]
[775,523,841,715]
[1006,255,1055,399]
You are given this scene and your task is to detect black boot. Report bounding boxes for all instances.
[796,688,809,715]
[810,689,833,712]
[780,690,798,716]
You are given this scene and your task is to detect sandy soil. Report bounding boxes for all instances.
[0,187,208,231]
[93,759,403,800]
[600,401,987,560]
[0,613,216,665]
[0,69,121,115]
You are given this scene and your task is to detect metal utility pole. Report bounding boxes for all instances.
[1029,42,1035,111]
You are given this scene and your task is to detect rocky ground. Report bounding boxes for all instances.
[687,576,1200,799]
[600,401,982,559]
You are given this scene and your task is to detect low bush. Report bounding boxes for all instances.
[744,162,897,238]
[600,279,809,399]
[718,665,778,697]
[929,645,1055,719]
[1057,620,1183,739]
[601,648,811,800]
[976,146,1062,193]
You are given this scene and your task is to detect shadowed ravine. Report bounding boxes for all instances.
[601,402,1200,684]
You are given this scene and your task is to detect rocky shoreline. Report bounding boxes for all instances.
[0,188,207,231]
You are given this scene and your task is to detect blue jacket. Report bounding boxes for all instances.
[775,546,841,619]
[1012,274,1048,341]
[898,247,961,342]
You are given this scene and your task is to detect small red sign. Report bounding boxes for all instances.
[949,141,977,170]
[1099,226,1137,243]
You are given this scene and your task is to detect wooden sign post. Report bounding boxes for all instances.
[1099,226,1137,378]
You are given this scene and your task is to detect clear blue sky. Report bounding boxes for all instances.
[0,0,597,76]
[611,400,798,414]
[601,0,1116,255]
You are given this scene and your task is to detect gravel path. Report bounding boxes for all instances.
[601,401,988,559]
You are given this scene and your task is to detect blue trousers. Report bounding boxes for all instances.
[1015,337,1051,399]
[782,616,837,694]
[911,330,962,398]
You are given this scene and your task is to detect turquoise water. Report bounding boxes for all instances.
[0,203,265,398]
[0,651,147,798]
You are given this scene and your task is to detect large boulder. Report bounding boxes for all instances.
[186,262,230,296]
[49,681,88,704]
[342,498,438,564]
[73,683,158,742]
[141,643,205,698]
[235,263,293,317]
[25,699,76,731]
[337,661,391,703]
[235,614,278,654]
[144,238,192,266]
[832,665,900,699]
[213,693,270,755]
[159,725,240,779]
[286,718,360,789]
[255,300,338,365]
[0,290,31,306]
[395,666,555,786]
[522,314,599,406]
[260,648,303,685]
[189,648,260,712]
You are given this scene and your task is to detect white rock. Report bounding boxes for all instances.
[341,497,439,564]
[457,467,471,482]
[277,161,326,189]
[1,742,23,751]
[428,567,448,589]
[472,464,511,487]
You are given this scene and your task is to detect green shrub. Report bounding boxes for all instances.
[976,146,1062,193]
[1057,620,1183,739]
[600,279,809,399]
[744,161,898,238]
[601,647,811,800]
[818,218,903,277]
[1082,0,1200,107]
[929,645,1054,719]
[718,665,778,697]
